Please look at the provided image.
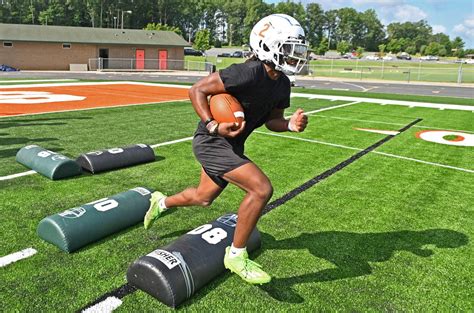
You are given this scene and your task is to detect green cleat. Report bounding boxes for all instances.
[144,191,166,230]
[223,246,271,285]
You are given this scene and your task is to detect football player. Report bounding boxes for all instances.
[144,14,308,284]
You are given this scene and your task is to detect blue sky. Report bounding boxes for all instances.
[265,0,474,48]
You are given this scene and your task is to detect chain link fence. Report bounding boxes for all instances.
[88,58,215,73]
[304,59,474,84]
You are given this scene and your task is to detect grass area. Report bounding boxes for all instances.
[184,56,474,83]
[1,87,473,311]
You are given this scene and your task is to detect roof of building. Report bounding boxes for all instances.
[0,23,189,46]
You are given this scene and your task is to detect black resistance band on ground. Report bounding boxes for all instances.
[78,118,422,311]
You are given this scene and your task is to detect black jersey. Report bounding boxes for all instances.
[192,60,291,186]
[195,60,291,148]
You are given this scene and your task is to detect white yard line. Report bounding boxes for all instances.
[0,79,78,84]
[150,136,193,148]
[0,170,37,181]
[291,92,474,112]
[81,297,122,313]
[0,248,37,267]
[0,81,190,89]
[284,101,359,118]
[255,131,474,173]
[309,114,474,134]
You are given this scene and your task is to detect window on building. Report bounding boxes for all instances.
[62,43,71,49]
[3,41,13,48]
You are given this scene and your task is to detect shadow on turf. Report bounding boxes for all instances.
[0,116,92,130]
[258,229,469,303]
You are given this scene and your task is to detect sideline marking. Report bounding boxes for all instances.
[150,137,193,148]
[0,248,37,267]
[0,79,78,84]
[291,92,474,112]
[309,114,474,134]
[255,131,474,173]
[80,119,421,310]
[81,297,123,313]
[79,285,135,312]
[0,170,37,181]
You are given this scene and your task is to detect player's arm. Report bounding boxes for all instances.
[265,108,308,132]
[189,72,226,123]
[188,72,245,137]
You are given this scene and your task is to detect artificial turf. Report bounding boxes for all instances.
[0,87,472,311]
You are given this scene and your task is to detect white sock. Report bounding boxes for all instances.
[229,243,246,258]
[158,197,168,210]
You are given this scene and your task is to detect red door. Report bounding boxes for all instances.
[136,49,145,70]
[159,50,168,70]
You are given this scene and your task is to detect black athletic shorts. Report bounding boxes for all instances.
[192,133,250,189]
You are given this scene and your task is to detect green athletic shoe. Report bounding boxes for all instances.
[223,246,271,285]
[144,191,166,230]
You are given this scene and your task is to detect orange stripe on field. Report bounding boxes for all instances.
[0,84,189,116]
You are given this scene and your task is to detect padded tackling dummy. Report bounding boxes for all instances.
[127,214,261,308]
[16,145,82,180]
[76,144,155,174]
[37,187,154,253]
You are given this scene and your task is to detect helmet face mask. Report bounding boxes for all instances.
[250,14,309,75]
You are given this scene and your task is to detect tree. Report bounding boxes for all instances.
[386,39,401,53]
[378,44,386,56]
[305,3,324,48]
[144,23,183,36]
[194,29,211,51]
[387,20,432,51]
[355,46,364,58]
[337,40,350,55]
[451,36,465,51]
[359,9,385,51]
[316,37,329,55]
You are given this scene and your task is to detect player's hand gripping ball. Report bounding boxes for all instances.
[209,93,245,130]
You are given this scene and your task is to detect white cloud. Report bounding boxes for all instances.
[454,24,474,38]
[432,24,447,34]
[393,5,428,22]
[453,15,474,38]
[352,0,398,5]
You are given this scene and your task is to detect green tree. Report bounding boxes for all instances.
[378,44,386,56]
[387,39,401,53]
[337,40,350,55]
[425,42,441,55]
[305,3,324,48]
[387,20,432,51]
[316,37,329,55]
[356,46,364,58]
[360,9,385,51]
[194,28,211,51]
[451,36,465,51]
[144,23,182,36]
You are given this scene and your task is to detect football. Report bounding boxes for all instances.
[209,93,245,128]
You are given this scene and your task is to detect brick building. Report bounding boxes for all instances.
[0,24,189,70]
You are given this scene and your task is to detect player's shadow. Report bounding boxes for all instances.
[258,229,468,303]
[0,135,61,158]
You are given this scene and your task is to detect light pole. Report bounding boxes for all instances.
[113,16,117,29]
[121,10,132,29]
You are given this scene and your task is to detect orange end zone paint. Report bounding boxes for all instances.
[0,84,189,117]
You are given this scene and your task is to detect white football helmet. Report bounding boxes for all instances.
[250,14,308,74]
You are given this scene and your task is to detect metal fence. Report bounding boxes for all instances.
[88,58,214,73]
[304,59,474,84]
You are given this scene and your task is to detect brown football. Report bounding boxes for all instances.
[209,93,245,128]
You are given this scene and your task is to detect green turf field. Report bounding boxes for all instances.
[1,86,473,311]
[185,56,474,83]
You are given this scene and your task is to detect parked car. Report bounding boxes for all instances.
[420,55,439,61]
[466,59,474,64]
[365,55,380,60]
[396,52,412,60]
[217,52,231,57]
[454,59,467,64]
[342,53,358,59]
[382,56,393,61]
[231,51,244,58]
[184,48,204,56]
